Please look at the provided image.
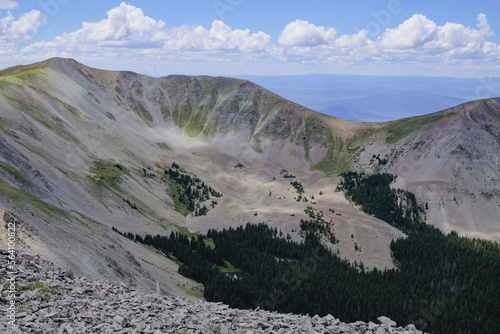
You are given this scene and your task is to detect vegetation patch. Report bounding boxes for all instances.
[0,64,47,82]
[0,161,33,186]
[385,111,458,144]
[14,140,43,158]
[301,206,337,244]
[1,281,60,294]
[176,226,201,240]
[481,191,494,200]
[18,281,60,293]
[185,108,212,137]
[122,198,138,210]
[17,125,38,140]
[1,92,38,116]
[39,90,83,118]
[252,139,263,153]
[156,142,172,151]
[204,238,216,249]
[163,177,190,216]
[175,104,193,130]
[191,152,203,158]
[290,180,304,194]
[311,136,354,176]
[50,116,79,143]
[218,260,244,275]
[163,162,222,217]
[89,161,125,183]
[338,171,423,233]
[2,90,79,144]
[0,117,11,133]
[134,102,153,122]
[0,178,68,219]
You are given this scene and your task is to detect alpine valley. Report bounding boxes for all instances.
[1,58,500,333]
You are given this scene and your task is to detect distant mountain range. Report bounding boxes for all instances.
[0,58,499,298]
[237,74,500,121]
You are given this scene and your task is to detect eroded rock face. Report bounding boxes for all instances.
[1,249,425,334]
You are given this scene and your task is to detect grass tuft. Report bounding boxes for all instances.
[0,178,68,219]
[0,161,33,186]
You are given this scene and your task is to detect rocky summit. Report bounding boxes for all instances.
[0,249,424,334]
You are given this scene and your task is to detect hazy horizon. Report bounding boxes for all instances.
[237,73,500,121]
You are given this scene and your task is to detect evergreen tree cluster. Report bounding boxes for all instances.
[141,167,156,178]
[113,226,223,284]
[371,154,388,165]
[122,198,138,210]
[300,206,337,244]
[290,180,304,194]
[164,162,222,216]
[338,172,422,233]
[112,226,135,240]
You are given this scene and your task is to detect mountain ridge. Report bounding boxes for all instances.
[0,58,499,296]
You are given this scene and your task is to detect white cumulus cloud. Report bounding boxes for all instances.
[378,13,494,57]
[276,14,499,73]
[378,14,438,49]
[0,9,44,40]
[333,30,375,52]
[21,2,271,55]
[278,19,337,47]
[164,20,270,52]
[53,2,166,47]
[278,21,375,62]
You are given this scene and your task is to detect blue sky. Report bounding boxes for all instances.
[1,0,500,77]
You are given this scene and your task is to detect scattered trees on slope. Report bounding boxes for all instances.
[163,162,222,216]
